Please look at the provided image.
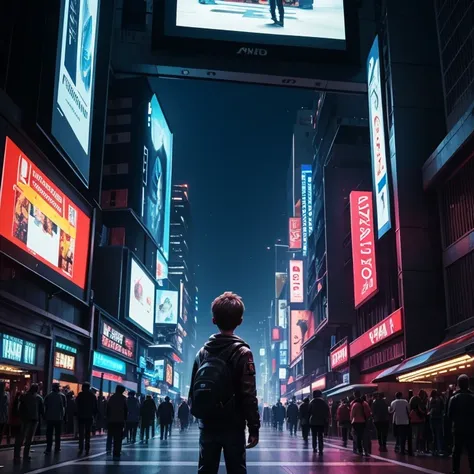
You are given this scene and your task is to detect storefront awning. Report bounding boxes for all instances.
[323,383,377,399]
[374,330,474,383]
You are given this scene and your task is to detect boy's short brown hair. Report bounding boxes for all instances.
[211,292,245,331]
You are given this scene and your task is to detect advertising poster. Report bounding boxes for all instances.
[350,191,378,308]
[52,0,100,184]
[154,359,164,380]
[156,290,179,325]
[93,351,126,374]
[128,258,155,336]
[288,218,302,250]
[367,36,391,238]
[290,310,314,363]
[0,137,91,291]
[165,361,173,386]
[289,260,304,303]
[54,351,76,371]
[173,371,180,390]
[144,94,173,260]
[277,299,287,328]
[330,341,349,370]
[156,250,168,286]
[173,0,346,50]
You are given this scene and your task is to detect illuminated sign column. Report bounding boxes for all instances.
[289,218,302,250]
[330,341,349,371]
[289,260,304,303]
[367,36,391,238]
[350,191,378,308]
[350,308,403,358]
[301,165,313,257]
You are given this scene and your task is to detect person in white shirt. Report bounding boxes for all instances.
[389,392,412,455]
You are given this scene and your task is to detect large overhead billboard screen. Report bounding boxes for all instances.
[165,0,346,50]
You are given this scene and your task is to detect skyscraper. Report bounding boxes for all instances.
[168,184,197,395]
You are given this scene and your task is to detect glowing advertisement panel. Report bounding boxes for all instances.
[367,36,391,238]
[0,138,91,292]
[350,308,403,358]
[52,0,100,184]
[144,95,173,260]
[93,351,126,374]
[165,361,173,386]
[290,310,314,364]
[156,290,179,325]
[154,359,164,380]
[289,260,304,303]
[277,299,287,328]
[288,218,302,250]
[156,250,168,286]
[350,191,378,308]
[301,165,313,257]
[168,0,346,50]
[173,371,180,390]
[128,258,155,336]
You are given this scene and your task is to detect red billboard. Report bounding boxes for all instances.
[289,260,304,303]
[330,341,349,370]
[289,217,302,250]
[311,376,326,392]
[0,137,91,291]
[350,308,403,358]
[350,191,378,308]
[290,310,314,364]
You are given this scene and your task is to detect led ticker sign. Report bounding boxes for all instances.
[301,165,313,257]
[55,342,77,354]
[289,260,304,303]
[91,370,123,383]
[367,36,391,238]
[0,138,91,296]
[350,191,378,308]
[350,308,403,358]
[93,351,126,375]
[54,351,75,371]
[330,342,349,370]
[100,320,136,362]
[289,218,302,250]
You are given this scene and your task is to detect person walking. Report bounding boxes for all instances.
[140,395,157,443]
[76,382,98,456]
[178,400,190,432]
[43,383,66,454]
[428,389,444,455]
[448,374,474,474]
[299,398,310,443]
[372,392,390,452]
[389,391,411,455]
[275,401,286,431]
[126,391,140,443]
[106,385,128,460]
[269,0,284,26]
[0,382,9,445]
[409,390,427,454]
[336,399,351,448]
[14,384,44,462]
[308,390,330,455]
[350,390,371,456]
[158,396,174,440]
[287,397,299,436]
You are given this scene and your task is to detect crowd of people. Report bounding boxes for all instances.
[261,374,474,473]
[0,381,193,462]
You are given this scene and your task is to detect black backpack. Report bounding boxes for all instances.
[191,343,244,420]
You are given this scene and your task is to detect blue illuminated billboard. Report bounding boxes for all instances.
[93,351,126,374]
[301,165,313,257]
[144,94,173,260]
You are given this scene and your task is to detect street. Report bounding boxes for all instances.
[0,427,457,474]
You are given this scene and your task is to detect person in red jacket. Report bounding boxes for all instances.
[336,399,351,447]
[350,391,371,456]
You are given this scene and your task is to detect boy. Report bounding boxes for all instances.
[189,292,260,474]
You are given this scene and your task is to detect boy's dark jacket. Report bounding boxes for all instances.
[189,334,260,436]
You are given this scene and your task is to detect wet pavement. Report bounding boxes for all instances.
[0,427,457,474]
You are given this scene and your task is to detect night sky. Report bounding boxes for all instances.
[151,78,314,351]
